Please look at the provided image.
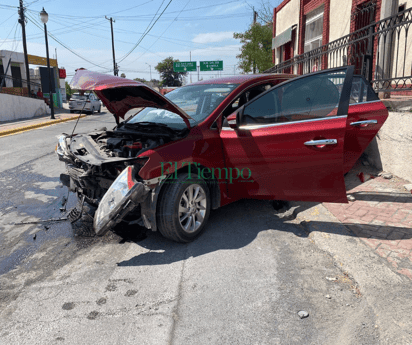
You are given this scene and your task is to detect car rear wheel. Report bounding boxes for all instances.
[97,106,101,113]
[70,110,74,113]
[157,173,210,243]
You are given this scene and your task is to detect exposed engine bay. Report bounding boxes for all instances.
[58,125,187,206]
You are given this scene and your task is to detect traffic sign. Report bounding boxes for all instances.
[200,61,223,71]
[173,61,197,72]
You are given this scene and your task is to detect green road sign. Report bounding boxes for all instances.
[173,61,197,72]
[200,61,223,71]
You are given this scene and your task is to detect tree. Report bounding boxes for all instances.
[155,57,187,87]
[133,77,147,83]
[65,81,72,100]
[133,78,160,89]
[120,73,126,78]
[149,79,160,88]
[233,22,273,74]
[250,0,274,25]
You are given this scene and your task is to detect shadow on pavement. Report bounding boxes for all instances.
[116,196,411,268]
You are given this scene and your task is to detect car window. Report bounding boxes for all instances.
[242,70,346,125]
[127,83,239,129]
[221,84,273,127]
[350,76,379,103]
[72,94,87,100]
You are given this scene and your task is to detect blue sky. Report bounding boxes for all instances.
[0,0,280,83]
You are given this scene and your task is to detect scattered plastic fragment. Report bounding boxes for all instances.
[347,194,355,202]
[403,184,412,193]
[357,172,375,183]
[13,218,68,225]
[298,310,309,319]
[381,172,393,179]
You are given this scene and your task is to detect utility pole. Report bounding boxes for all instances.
[252,8,257,74]
[105,16,118,76]
[18,0,31,96]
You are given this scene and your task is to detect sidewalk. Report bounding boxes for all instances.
[0,107,87,137]
[323,162,412,280]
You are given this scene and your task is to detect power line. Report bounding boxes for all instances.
[117,0,173,63]
[122,0,190,66]
[23,0,243,21]
[26,13,112,71]
[0,11,17,27]
[0,21,18,50]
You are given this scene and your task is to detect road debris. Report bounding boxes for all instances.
[326,277,337,281]
[380,172,393,179]
[347,194,355,202]
[325,295,331,299]
[60,195,68,212]
[67,195,85,223]
[298,310,309,319]
[403,184,412,193]
[13,218,68,225]
[357,172,375,183]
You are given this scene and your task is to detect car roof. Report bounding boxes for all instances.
[187,73,296,86]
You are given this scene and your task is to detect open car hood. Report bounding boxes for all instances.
[70,69,191,127]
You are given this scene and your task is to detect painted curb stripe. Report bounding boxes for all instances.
[0,115,87,137]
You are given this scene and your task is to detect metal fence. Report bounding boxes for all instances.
[265,5,412,93]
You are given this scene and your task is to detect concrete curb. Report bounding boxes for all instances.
[0,114,87,137]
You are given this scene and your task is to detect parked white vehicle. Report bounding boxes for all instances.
[69,93,101,114]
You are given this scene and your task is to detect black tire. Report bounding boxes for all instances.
[97,106,101,113]
[70,110,74,113]
[157,173,211,243]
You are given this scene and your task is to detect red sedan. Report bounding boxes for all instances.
[56,67,387,242]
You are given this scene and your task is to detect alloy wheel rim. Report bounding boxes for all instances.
[179,184,207,233]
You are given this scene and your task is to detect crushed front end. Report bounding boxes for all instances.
[56,131,165,235]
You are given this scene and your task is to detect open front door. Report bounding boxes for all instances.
[220,66,354,203]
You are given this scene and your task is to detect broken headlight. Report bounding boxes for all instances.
[94,166,141,236]
[55,135,70,156]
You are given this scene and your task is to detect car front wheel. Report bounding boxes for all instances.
[157,173,211,243]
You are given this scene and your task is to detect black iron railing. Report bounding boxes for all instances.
[265,6,412,93]
[0,75,42,98]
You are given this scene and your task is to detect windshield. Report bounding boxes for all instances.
[127,83,239,129]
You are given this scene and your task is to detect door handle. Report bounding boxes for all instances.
[350,120,378,127]
[304,139,337,146]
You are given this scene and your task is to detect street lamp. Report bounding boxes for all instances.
[146,63,152,81]
[40,7,55,119]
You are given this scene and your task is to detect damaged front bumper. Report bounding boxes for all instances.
[93,166,150,236]
[93,167,167,236]
[57,135,165,236]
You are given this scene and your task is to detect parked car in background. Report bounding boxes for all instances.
[56,67,387,243]
[69,92,101,114]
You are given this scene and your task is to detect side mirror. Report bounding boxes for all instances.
[226,113,237,129]
[226,107,244,130]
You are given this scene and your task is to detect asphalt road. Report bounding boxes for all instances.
[0,112,379,344]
